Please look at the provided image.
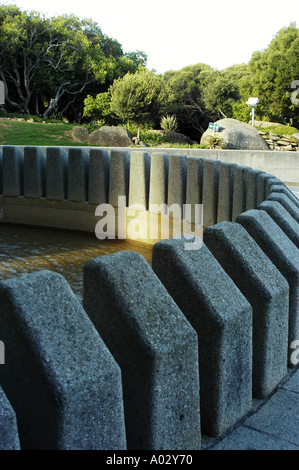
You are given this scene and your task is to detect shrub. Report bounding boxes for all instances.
[160,114,179,132]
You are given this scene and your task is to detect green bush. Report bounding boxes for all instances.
[160,114,179,132]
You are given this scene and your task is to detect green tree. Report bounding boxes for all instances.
[109,69,172,139]
[248,23,299,125]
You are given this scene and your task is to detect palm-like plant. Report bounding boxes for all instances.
[160,114,179,132]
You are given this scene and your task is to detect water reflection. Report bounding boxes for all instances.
[0,223,153,303]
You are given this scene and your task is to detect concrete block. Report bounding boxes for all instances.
[129,151,151,209]
[167,154,188,214]
[109,150,130,207]
[269,183,299,209]
[0,271,126,450]
[186,156,204,206]
[237,210,299,367]
[217,162,237,223]
[267,192,299,223]
[204,222,289,398]
[68,148,89,202]
[88,148,110,205]
[24,147,46,198]
[257,173,273,206]
[46,147,68,200]
[258,200,299,250]
[83,251,201,450]
[202,159,221,228]
[3,146,24,196]
[148,152,169,208]
[0,386,21,450]
[232,165,250,221]
[152,238,252,437]
[246,169,262,211]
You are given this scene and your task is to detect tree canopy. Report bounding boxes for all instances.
[0,4,147,121]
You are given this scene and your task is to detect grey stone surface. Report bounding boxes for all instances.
[129,151,151,209]
[83,251,201,450]
[246,168,263,211]
[282,370,299,393]
[71,126,89,143]
[257,172,273,206]
[46,147,68,200]
[0,386,21,450]
[200,118,270,150]
[232,165,250,221]
[24,147,46,198]
[152,238,252,437]
[68,148,89,202]
[245,389,299,447]
[3,146,24,196]
[185,156,204,226]
[269,183,299,209]
[211,425,299,450]
[0,270,126,450]
[202,159,221,228]
[237,210,299,367]
[217,162,237,223]
[148,152,169,208]
[108,150,130,207]
[167,154,188,214]
[267,192,299,223]
[88,148,110,205]
[204,222,289,398]
[258,200,299,249]
[89,126,133,147]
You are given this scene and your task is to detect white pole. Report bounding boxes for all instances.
[251,106,255,126]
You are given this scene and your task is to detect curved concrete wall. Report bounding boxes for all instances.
[0,145,298,450]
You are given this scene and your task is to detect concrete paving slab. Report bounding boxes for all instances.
[244,389,299,447]
[282,370,299,394]
[210,425,299,450]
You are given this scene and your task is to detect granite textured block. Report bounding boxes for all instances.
[258,200,299,249]
[167,154,188,214]
[148,152,169,209]
[204,221,289,398]
[68,148,89,202]
[83,251,201,450]
[46,147,68,200]
[217,162,237,223]
[267,192,299,223]
[0,271,126,450]
[202,159,221,228]
[3,146,24,196]
[109,150,130,207]
[88,148,110,204]
[269,183,299,209]
[246,169,262,211]
[237,210,299,367]
[24,147,46,198]
[152,238,252,437]
[232,165,250,221]
[129,151,151,209]
[186,157,204,222]
[0,386,20,450]
[257,173,273,206]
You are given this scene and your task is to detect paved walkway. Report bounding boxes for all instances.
[202,367,299,450]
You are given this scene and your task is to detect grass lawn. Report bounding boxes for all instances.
[0,120,84,146]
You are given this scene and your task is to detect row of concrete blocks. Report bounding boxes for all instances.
[0,173,298,449]
[0,146,290,227]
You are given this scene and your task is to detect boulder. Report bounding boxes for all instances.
[71,126,89,143]
[149,130,195,145]
[89,126,133,147]
[200,118,270,150]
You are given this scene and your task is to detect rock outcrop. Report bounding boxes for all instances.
[89,126,133,147]
[200,118,270,150]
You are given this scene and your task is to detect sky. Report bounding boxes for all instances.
[1,0,299,74]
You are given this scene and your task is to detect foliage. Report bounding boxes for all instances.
[205,135,226,149]
[254,124,299,138]
[82,92,117,124]
[231,102,251,123]
[160,114,178,131]
[248,23,299,126]
[109,69,172,137]
[0,5,147,122]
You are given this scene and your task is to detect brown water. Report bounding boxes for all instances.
[0,223,153,303]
